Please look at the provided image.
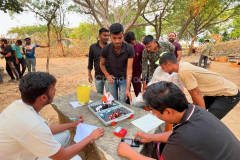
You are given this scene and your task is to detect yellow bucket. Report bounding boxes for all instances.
[77,85,92,105]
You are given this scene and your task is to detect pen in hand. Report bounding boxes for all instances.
[69,118,81,121]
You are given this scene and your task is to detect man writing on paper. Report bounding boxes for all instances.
[118,81,240,160]
[0,72,104,160]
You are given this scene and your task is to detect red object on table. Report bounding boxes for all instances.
[113,127,127,138]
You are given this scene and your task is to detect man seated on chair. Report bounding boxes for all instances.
[118,81,240,160]
[0,72,104,160]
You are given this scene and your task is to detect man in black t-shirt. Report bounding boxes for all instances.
[88,28,109,94]
[118,81,240,160]
[0,39,20,82]
[100,23,134,103]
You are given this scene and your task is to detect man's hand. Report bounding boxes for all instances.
[71,115,84,127]
[142,81,147,95]
[88,74,93,83]
[15,58,19,64]
[117,142,133,157]
[90,128,104,140]
[125,89,132,103]
[106,74,115,84]
[134,132,153,143]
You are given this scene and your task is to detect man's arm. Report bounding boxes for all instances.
[125,58,133,102]
[22,47,26,55]
[177,50,182,62]
[141,50,148,91]
[38,45,49,48]
[87,47,93,83]
[188,87,206,109]
[49,128,104,160]
[100,57,114,83]
[13,50,19,64]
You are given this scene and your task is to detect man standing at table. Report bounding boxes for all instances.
[159,52,240,119]
[142,35,175,92]
[22,38,49,73]
[199,39,211,69]
[100,23,135,103]
[88,28,110,94]
[168,32,182,61]
[124,31,145,97]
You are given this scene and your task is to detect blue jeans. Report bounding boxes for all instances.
[25,57,36,72]
[108,79,127,103]
[0,73,2,83]
[95,79,109,95]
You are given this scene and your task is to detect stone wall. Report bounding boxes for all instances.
[211,39,240,57]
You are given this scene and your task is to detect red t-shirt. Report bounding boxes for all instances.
[132,43,145,77]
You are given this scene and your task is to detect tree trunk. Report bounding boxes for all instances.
[176,16,194,42]
[188,34,196,56]
[185,26,189,54]
[46,24,50,73]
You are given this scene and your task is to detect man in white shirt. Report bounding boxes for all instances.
[0,72,104,160]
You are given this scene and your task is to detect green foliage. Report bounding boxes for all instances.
[0,0,23,13]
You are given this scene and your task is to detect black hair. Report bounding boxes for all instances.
[109,23,124,35]
[159,52,178,65]
[143,35,154,45]
[169,32,176,37]
[16,40,22,45]
[19,72,57,105]
[24,37,31,40]
[205,39,209,42]
[124,31,135,43]
[99,28,109,35]
[1,39,7,44]
[143,81,188,114]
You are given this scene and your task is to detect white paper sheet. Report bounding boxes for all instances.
[69,100,93,108]
[74,123,98,143]
[131,114,165,133]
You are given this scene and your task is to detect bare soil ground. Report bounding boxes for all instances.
[0,56,239,159]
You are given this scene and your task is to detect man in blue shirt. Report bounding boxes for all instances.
[12,40,26,78]
[22,38,48,72]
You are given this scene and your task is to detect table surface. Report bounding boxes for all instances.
[52,91,165,160]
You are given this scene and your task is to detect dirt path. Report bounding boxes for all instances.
[0,56,240,154]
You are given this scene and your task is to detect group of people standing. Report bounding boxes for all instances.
[0,38,48,83]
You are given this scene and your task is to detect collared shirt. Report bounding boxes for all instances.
[172,41,182,58]
[101,42,135,79]
[202,43,211,56]
[132,43,145,77]
[88,41,108,80]
[142,41,175,82]
[1,45,15,62]
[162,104,240,160]
[0,100,61,160]
[178,62,238,96]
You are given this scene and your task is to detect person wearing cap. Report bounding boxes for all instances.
[141,35,175,92]
[22,38,49,73]
[199,39,211,69]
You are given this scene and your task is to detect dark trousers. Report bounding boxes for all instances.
[0,73,2,83]
[199,55,208,69]
[6,60,20,80]
[16,57,26,78]
[131,76,142,97]
[204,91,240,119]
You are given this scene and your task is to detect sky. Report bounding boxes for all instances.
[0,11,84,37]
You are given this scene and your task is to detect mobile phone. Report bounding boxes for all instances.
[121,138,140,147]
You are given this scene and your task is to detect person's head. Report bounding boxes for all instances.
[99,28,109,44]
[19,72,57,110]
[143,81,188,124]
[143,35,158,52]
[168,32,176,43]
[24,38,31,45]
[141,35,146,43]
[109,23,124,48]
[124,31,136,47]
[0,39,7,46]
[205,39,209,43]
[16,40,22,46]
[159,52,178,74]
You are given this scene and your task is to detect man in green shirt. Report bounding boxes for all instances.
[12,40,26,78]
[199,39,211,69]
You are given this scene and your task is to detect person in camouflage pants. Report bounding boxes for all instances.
[141,35,175,91]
